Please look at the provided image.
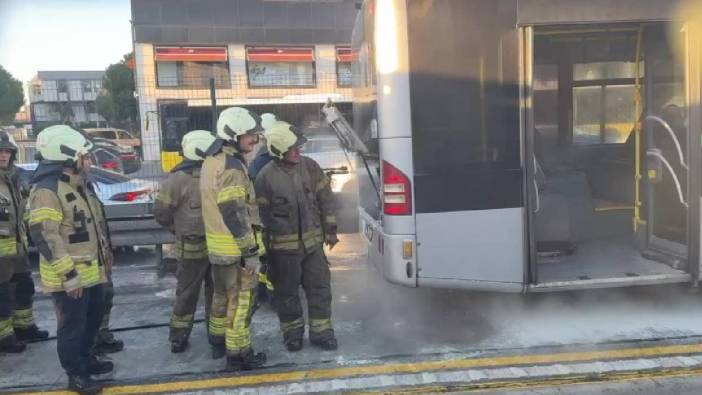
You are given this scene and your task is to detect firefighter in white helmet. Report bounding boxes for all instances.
[200,107,267,371]
[28,125,113,394]
[254,122,338,352]
[155,130,216,354]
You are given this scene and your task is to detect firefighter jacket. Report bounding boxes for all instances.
[200,141,265,266]
[154,160,207,261]
[0,165,28,266]
[254,156,337,254]
[27,163,110,292]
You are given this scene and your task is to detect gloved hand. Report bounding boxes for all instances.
[325,234,339,250]
[242,255,262,275]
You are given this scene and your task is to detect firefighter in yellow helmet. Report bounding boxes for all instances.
[28,125,113,394]
[155,130,216,354]
[254,122,339,352]
[0,130,48,354]
[200,107,267,371]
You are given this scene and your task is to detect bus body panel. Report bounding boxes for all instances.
[415,209,525,284]
[351,0,702,292]
[360,209,418,287]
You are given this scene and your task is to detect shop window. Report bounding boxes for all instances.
[246,47,315,88]
[155,46,230,88]
[336,47,353,87]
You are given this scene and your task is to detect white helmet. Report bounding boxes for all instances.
[266,122,308,160]
[36,125,93,163]
[216,107,263,141]
[260,113,278,131]
[182,130,216,161]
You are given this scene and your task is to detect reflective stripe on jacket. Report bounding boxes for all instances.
[254,156,337,253]
[0,166,27,262]
[200,144,265,265]
[154,162,208,261]
[28,165,107,292]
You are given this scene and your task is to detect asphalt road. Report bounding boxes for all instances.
[5,234,702,394]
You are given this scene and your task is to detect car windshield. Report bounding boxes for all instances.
[303,139,341,153]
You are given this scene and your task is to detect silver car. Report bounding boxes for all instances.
[18,163,174,249]
[301,133,357,194]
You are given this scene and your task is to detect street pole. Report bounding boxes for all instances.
[209,78,217,132]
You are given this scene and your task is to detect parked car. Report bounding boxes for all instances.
[18,163,174,250]
[91,137,141,174]
[301,132,357,194]
[84,128,141,152]
[91,145,125,174]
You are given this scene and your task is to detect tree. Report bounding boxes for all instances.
[96,53,137,130]
[0,65,24,125]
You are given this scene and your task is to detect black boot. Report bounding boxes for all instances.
[171,339,188,354]
[211,344,225,359]
[285,338,303,352]
[14,325,50,343]
[311,337,338,351]
[67,375,103,395]
[88,355,114,375]
[94,331,124,354]
[0,336,26,353]
[226,349,267,371]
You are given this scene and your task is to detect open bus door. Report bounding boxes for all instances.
[639,22,701,280]
[525,21,701,290]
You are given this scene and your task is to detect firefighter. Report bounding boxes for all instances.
[248,113,278,180]
[28,125,113,394]
[155,130,216,353]
[0,130,49,353]
[254,122,339,352]
[201,107,267,371]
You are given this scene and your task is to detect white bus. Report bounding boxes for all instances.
[338,0,702,292]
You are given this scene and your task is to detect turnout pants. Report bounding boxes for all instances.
[96,278,114,344]
[0,257,38,345]
[208,264,257,357]
[270,247,334,344]
[12,257,38,331]
[52,284,105,376]
[169,258,213,342]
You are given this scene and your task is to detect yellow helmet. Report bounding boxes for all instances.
[216,107,263,141]
[266,122,308,160]
[182,130,216,161]
[36,125,93,163]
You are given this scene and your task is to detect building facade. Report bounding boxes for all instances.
[130,0,358,161]
[27,71,106,134]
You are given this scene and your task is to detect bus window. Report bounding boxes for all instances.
[572,60,643,145]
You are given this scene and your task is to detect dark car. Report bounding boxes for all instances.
[92,137,141,174]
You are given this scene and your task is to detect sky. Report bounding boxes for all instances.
[0,0,133,83]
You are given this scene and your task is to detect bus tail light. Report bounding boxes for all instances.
[382,160,412,215]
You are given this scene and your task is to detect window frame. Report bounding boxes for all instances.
[153,45,231,89]
[244,46,317,89]
[571,75,640,146]
[336,47,353,88]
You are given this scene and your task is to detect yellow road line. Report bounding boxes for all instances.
[351,365,702,394]
[13,342,702,395]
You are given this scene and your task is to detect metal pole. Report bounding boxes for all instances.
[210,78,217,131]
